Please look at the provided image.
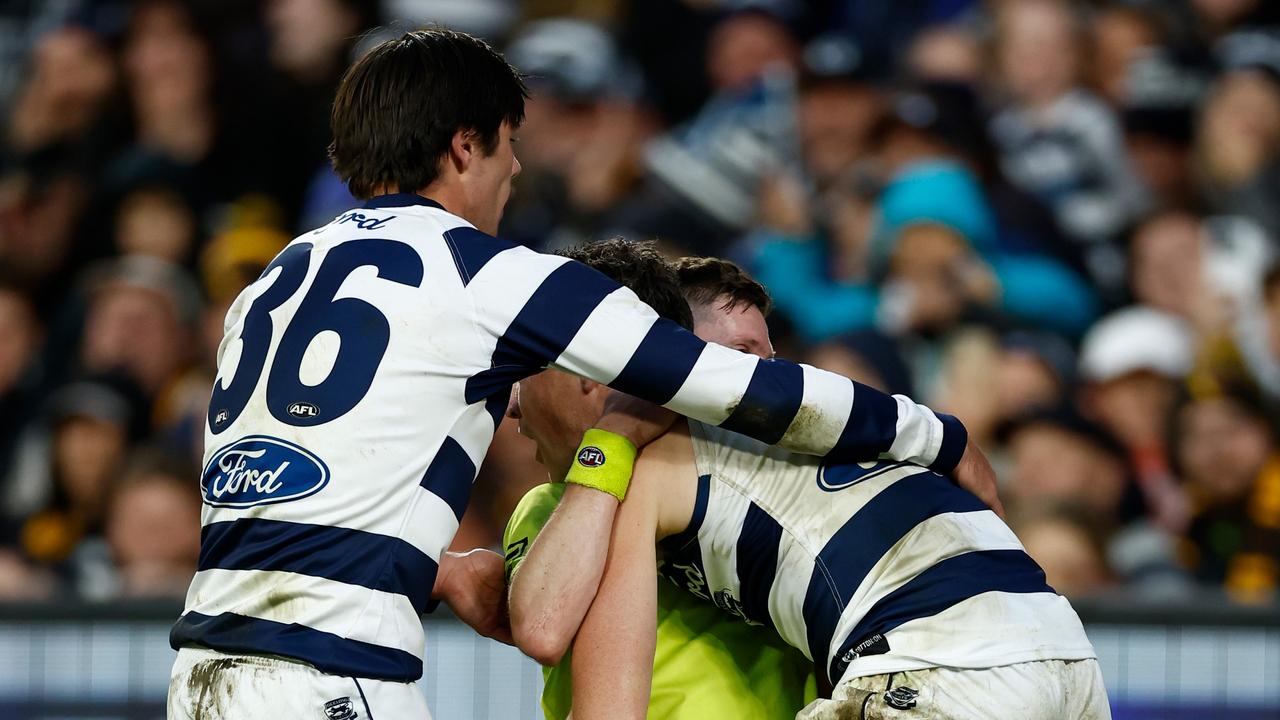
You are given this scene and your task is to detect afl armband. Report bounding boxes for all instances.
[565,429,637,501]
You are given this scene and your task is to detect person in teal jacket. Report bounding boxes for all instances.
[754,160,1098,341]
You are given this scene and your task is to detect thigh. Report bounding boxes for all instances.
[1063,659,1112,720]
[927,661,1108,720]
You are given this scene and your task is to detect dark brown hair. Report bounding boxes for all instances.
[329,29,528,199]
[560,239,694,331]
[674,256,772,315]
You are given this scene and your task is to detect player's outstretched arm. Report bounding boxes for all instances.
[569,462,663,720]
[471,251,968,474]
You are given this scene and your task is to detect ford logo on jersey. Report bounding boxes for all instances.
[816,460,908,492]
[201,435,330,508]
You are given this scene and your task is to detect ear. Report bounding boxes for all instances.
[448,128,477,174]
[579,377,601,396]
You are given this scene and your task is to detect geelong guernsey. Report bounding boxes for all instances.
[660,421,1097,692]
[172,194,971,681]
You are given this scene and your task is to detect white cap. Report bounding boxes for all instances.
[1079,306,1195,382]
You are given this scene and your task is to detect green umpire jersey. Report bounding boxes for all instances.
[503,482,814,720]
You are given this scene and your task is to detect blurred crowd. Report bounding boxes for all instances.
[2,0,1279,606]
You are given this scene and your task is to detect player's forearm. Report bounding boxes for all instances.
[595,347,970,473]
[570,499,657,720]
[559,311,968,473]
[509,484,616,665]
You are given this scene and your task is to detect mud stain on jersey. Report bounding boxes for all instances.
[187,658,239,720]
[264,587,299,619]
[785,404,832,451]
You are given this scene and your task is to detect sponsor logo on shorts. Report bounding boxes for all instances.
[884,686,919,710]
[577,446,606,467]
[323,696,358,720]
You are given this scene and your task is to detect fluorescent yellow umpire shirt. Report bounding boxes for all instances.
[504,483,814,720]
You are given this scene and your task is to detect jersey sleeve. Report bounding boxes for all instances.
[502,483,566,583]
[468,246,968,474]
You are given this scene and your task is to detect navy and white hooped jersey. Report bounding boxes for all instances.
[660,421,1097,692]
[171,194,972,683]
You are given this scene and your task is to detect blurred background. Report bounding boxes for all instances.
[0,0,1279,717]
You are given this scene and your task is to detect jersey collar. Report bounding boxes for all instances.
[362,193,446,211]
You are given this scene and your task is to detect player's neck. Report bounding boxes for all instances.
[367,183,468,224]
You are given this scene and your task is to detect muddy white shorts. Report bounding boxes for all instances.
[167,646,432,720]
[797,659,1111,720]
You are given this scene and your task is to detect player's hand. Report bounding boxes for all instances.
[437,549,514,645]
[952,440,1005,518]
[593,391,678,450]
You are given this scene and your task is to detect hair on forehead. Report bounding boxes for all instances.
[673,256,772,315]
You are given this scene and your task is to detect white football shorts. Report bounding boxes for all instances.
[168,646,432,719]
[797,658,1111,720]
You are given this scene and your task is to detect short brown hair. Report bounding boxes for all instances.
[561,240,694,331]
[674,256,772,315]
[329,29,528,199]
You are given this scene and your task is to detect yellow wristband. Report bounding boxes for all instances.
[564,429,637,501]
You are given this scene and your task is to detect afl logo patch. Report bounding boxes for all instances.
[287,401,319,419]
[577,446,606,467]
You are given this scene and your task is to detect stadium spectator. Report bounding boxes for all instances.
[622,7,801,253]
[1118,49,1209,211]
[1189,0,1280,41]
[794,33,881,192]
[114,186,198,264]
[989,0,1149,294]
[7,379,138,585]
[78,256,199,403]
[993,330,1077,426]
[499,18,652,250]
[905,24,984,85]
[2,24,118,299]
[0,281,42,482]
[806,330,914,398]
[755,81,1098,342]
[103,448,200,599]
[1175,383,1280,601]
[263,0,382,225]
[928,329,1077,448]
[1079,307,1194,532]
[1091,5,1163,107]
[998,406,1133,538]
[110,0,221,211]
[1195,32,1280,242]
[1010,503,1115,599]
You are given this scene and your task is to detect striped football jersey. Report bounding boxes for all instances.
[659,421,1097,692]
[172,194,971,682]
